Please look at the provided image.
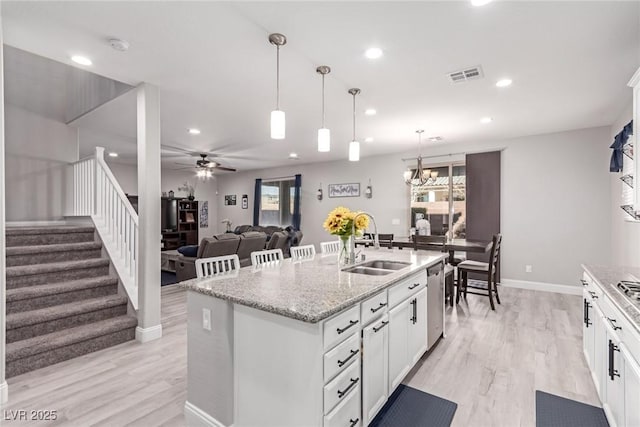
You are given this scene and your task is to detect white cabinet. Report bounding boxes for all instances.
[622,344,640,427]
[583,289,595,369]
[388,299,410,393]
[604,322,624,427]
[409,288,428,366]
[362,314,389,426]
[593,303,607,399]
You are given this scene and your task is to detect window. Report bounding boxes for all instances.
[260,178,296,226]
[409,163,466,238]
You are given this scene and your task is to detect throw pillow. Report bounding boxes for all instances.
[177,245,199,257]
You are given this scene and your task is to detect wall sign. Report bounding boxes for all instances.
[224,195,237,206]
[328,183,360,198]
[242,194,248,209]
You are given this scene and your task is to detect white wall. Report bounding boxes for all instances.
[5,105,78,222]
[610,105,639,267]
[216,126,612,287]
[107,161,219,239]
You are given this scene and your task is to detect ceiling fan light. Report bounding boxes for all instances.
[349,140,360,162]
[318,128,331,152]
[271,110,285,139]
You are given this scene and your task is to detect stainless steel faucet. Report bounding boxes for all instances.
[350,212,380,263]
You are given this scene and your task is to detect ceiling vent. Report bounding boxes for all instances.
[447,65,484,83]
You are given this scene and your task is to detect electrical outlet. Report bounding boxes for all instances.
[202,308,211,331]
[525,265,532,273]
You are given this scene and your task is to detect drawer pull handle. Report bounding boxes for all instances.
[337,349,359,367]
[408,283,421,290]
[370,302,387,313]
[337,320,359,335]
[337,377,360,398]
[588,291,598,299]
[373,321,389,333]
[607,317,622,331]
[349,418,360,427]
[580,279,588,286]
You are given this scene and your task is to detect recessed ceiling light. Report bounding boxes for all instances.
[188,128,201,135]
[288,152,298,159]
[365,137,374,143]
[471,0,492,6]
[364,109,377,116]
[108,152,118,157]
[365,47,383,59]
[496,78,512,88]
[480,117,493,124]
[71,55,92,66]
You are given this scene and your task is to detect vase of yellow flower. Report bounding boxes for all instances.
[323,206,370,265]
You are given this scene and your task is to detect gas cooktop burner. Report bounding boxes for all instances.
[617,281,640,300]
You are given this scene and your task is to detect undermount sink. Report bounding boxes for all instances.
[360,260,411,271]
[342,266,395,276]
[343,260,412,276]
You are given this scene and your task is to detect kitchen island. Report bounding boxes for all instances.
[180,248,446,427]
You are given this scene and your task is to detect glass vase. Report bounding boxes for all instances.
[339,235,354,265]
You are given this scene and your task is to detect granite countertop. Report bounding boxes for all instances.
[582,264,640,334]
[180,248,446,323]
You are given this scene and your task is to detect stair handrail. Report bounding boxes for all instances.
[94,147,138,225]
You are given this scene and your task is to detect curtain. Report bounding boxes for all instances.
[253,178,262,226]
[292,174,302,230]
[610,120,633,173]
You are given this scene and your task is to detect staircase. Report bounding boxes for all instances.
[5,225,137,378]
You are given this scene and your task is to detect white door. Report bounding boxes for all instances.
[388,300,410,394]
[593,303,607,399]
[583,290,595,369]
[622,343,640,427]
[408,289,428,365]
[604,323,624,427]
[362,314,389,426]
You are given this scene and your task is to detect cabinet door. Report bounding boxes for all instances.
[583,291,595,369]
[408,289,428,365]
[362,315,389,426]
[388,300,410,394]
[593,303,607,399]
[604,324,624,427]
[623,344,640,427]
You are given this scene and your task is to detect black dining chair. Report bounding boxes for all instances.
[377,233,394,249]
[455,234,502,310]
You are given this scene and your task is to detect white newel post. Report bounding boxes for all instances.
[0,3,8,405]
[135,83,163,342]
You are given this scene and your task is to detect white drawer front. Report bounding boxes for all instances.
[324,333,360,383]
[324,383,361,427]
[582,272,602,298]
[361,291,388,326]
[324,305,360,352]
[388,271,426,308]
[324,359,361,415]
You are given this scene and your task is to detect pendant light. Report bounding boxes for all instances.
[404,130,432,186]
[269,33,287,140]
[348,88,361,161]
[316,66,331,152]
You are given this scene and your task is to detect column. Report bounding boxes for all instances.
[0,2,8,404]
[135,83,162,342]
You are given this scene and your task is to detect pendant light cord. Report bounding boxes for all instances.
[321,74,325,127]
[352,92,356,141]
[276,45,280,110]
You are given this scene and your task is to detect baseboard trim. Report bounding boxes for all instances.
[0,381,8,405]
[184,401,229,427]
[135,324,163,343]
[500,278,582,295]
[6,220,67,227]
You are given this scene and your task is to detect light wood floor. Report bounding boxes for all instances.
[2,285,598,427]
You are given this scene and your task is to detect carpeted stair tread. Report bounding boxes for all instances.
[6,258,109,277]
[6,226,95,235]
[6,316,138,362]
[7,276,118,303]
[6,241,102,256]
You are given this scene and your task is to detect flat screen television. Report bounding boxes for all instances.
[161,198,178,231]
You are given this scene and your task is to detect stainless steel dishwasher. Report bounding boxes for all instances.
[426,261,445,349]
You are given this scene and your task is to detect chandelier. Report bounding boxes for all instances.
[403,130,438,186]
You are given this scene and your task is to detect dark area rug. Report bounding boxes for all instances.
[161,271,178,286]
[536,390,609,427]
[369,384,457,427]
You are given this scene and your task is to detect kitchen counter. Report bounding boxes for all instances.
[582,264,640,334]
[180,248,445,323]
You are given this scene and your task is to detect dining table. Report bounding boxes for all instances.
[355,236,492,263]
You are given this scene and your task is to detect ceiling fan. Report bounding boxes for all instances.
[173,153,237,173]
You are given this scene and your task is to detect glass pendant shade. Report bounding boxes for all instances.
[349,140,360,162]
[271,110,285,139]
[318,128,330,152]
